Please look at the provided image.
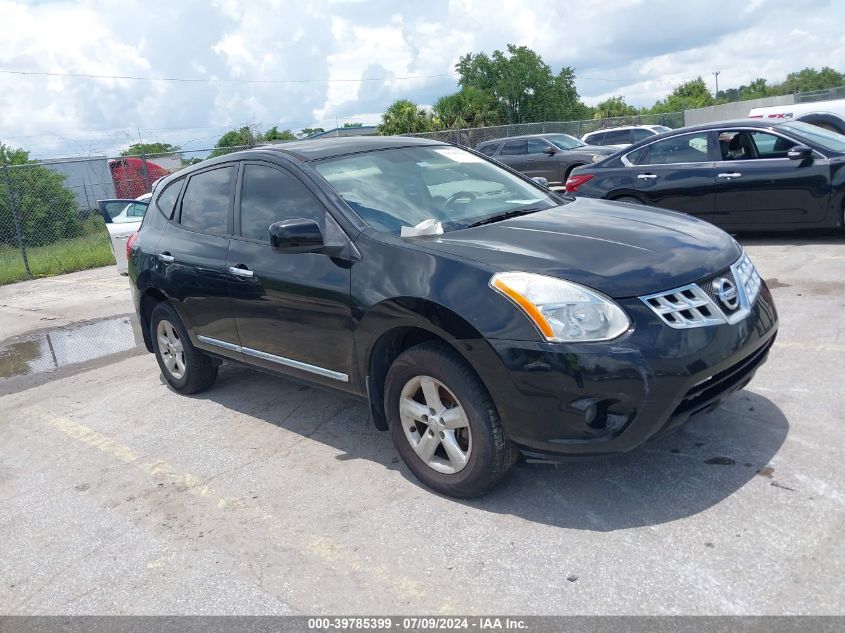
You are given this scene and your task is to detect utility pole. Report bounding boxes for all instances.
[712,70,721,97]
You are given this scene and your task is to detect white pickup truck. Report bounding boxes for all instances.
[749,98,845,134]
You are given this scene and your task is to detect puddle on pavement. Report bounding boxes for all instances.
[0,315,144,380]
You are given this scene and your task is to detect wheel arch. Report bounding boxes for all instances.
[564,162,587,180]
[357,297,488,431]
[138,287,169,352]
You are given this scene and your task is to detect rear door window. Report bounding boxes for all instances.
[639,133,710,165]
[179,166,234,235]
[604,129,633,145]
[501,140,527,155]
[99,200,137,222]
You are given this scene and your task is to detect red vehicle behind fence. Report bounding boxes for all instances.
[109,157,169,198]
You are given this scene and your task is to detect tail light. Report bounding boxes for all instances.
[565,173,594,193]
[126,231,139,262]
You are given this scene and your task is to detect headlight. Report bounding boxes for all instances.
[734,252,762,305]
[490,272,630,342]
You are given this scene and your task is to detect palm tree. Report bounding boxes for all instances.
[377,100,434,135]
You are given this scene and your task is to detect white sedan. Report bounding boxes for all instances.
[97,193,150,274]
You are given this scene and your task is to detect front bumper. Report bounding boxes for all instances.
[462,282,778,458]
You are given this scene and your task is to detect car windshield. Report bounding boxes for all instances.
[546,134,586,150]
[313,146,560,234]
[652,126,672,133]
[777,121,845,152]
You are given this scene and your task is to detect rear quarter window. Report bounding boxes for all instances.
[154,178,184,219]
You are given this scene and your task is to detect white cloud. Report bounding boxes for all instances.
[0,0,842,157]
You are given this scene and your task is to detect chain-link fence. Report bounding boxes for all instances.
[0,144,256,285]
[794,85,845,104]
[406,112,684,147]
[1,114,686,285]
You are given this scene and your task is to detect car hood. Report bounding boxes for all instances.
[419,199,741,298]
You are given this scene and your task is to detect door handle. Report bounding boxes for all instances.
[637,174,658,180]
[228,266,254,278]
[158,253,175,263]
[718,172,742,179]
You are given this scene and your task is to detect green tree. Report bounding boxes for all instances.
[298,127,325,138]
[262,127,296,141]
[377,99,435,135]
[743,77,772,99]
[0,143,82,247]
[783,66,845,93]
[120,142,180,157]
[210,127,257,157]
[592,96,638,119]
[717,77,773,102]
[433,86,500,129]
[650,77,714,113]
[456,44,589,123]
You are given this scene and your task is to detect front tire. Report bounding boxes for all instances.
[150,302,218,394]
[384,343,518,498]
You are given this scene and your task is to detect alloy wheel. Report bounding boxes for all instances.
[156,319,186,380]
[398,375,472,474]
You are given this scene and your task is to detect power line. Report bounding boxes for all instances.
[0,68,459,84]
[0,67,637,85]
[576,75,634,82]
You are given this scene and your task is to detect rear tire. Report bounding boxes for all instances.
[150,302,218,394]
[384,342,518,498]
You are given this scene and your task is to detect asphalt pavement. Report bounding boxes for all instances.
[0,236,843,615]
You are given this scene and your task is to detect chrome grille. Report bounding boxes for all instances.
[640,284,725,328]
[640,253,762,329]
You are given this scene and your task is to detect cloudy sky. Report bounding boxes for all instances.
[0,0,843,157]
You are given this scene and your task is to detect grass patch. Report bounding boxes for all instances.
[0,228,116,286]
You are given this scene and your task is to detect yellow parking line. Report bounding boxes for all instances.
[29,408,458,613]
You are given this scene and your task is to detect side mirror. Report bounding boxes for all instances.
[269,218,324,253]
[531,176,549,188]
[543,146,556,156]
[787,145,813,161]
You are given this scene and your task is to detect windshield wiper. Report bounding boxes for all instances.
[465,207,544,228]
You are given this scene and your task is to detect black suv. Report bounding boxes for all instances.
[129,136,778,497]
